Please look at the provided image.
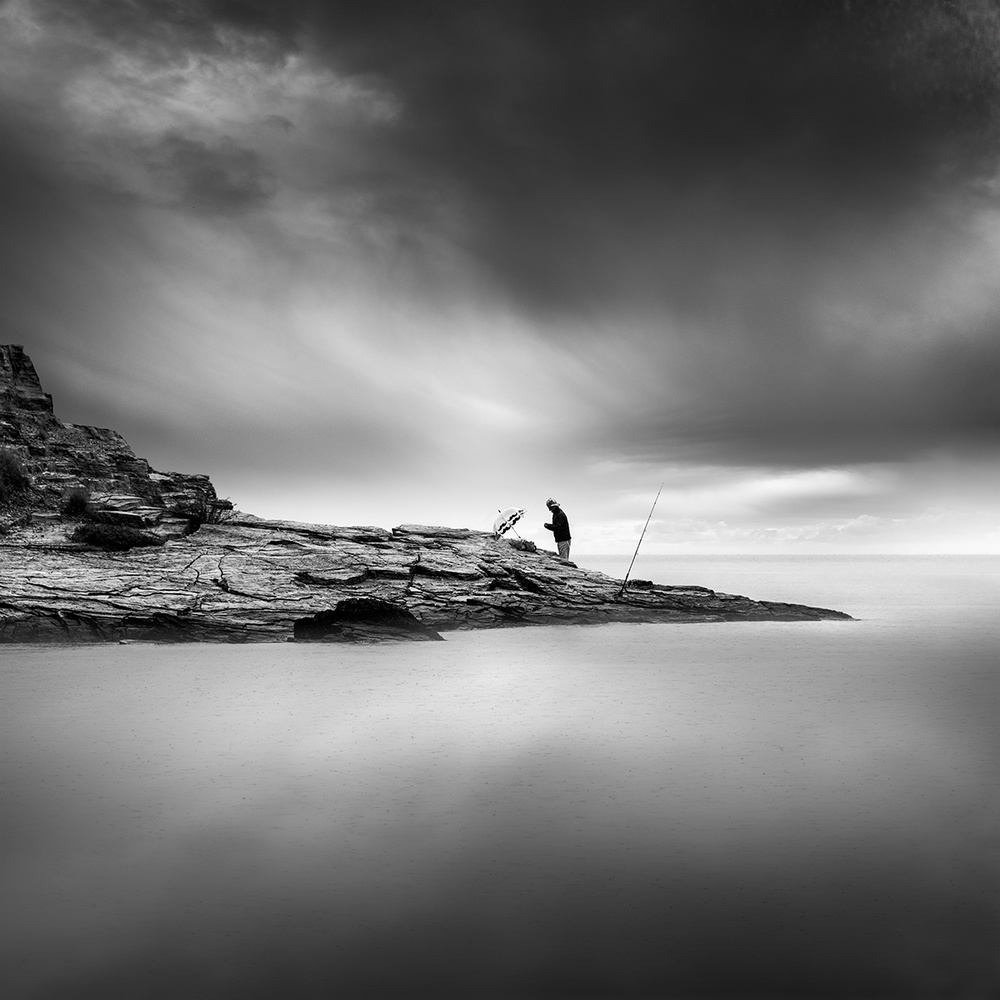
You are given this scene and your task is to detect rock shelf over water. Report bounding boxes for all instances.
[0,516,851,643]
[0,345,851,642]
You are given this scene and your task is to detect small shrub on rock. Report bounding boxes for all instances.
[179,495,235,534]
[70,523,165,551]
[0,449,30,504]
[61,486,92,518]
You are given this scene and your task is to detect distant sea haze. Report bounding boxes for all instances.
[1,555,996,999]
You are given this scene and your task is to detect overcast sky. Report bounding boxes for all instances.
[2,0,999,553]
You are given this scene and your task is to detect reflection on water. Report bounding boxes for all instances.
[1,573,997,998]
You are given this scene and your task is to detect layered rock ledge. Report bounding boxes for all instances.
[0,516,851,643]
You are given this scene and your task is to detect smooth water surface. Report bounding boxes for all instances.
[1,557,997,998]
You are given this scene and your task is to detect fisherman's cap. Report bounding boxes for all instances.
[546,498,559,507]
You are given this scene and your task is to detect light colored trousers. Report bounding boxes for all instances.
[558,540,571,559]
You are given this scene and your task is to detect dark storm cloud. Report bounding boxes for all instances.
[146,132,277,212]
[260,0,1000,312]
[42,1,1000,302]
[5,0,1000,492]
[36,0,294,62]
[586,313,1000,468]
[177,0,1000,468]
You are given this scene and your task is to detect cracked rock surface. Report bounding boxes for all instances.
[0,516,851,643]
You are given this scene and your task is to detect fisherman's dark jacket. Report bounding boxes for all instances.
[546,508,571,542]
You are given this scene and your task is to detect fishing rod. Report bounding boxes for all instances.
[617,483,663,600]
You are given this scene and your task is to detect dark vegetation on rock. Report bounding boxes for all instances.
[0,448,30,504]
[0,345,853,643]
[60,485,92,518]
[178,495,236,534]
[69,522,166,551]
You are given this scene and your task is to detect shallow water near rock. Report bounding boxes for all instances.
[1,556,996,998]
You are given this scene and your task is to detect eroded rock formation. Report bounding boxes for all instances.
[294,598,446,643]
[0,345,219,528]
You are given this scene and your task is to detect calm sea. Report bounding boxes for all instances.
[1,555,996,999]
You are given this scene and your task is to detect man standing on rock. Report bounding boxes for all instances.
[544,498,571,560]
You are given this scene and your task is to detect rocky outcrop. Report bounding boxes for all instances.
[0,344,852,642]
[0,515,851,643]
[0,345,219,527]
